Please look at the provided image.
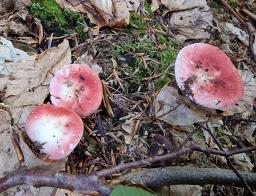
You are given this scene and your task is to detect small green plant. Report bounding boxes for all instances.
[30,0,87,40]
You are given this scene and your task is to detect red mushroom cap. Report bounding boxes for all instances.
[50,64,103,117]
[175,43,244,109]
[25,104,84,160]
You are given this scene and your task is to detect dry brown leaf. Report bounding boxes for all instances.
[0,10,40,44]
[232,153,254,171]
[111,0,130,26]
[56,0,129,30]
[155,86,207,126]
[153,0,212,42]
[0,109,17,177]
[151,0,161,12]
[168,185,202,196]
[2,39,71,128]
[161,0,207,11]
[126,0,140,11]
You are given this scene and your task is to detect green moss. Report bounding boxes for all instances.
[229,0,238,9]
[30,0,87,40]
[130,13,148,31]
[113,35,179,90]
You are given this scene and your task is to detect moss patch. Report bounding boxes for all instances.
[30,0,87,40]
[113,34,179,91]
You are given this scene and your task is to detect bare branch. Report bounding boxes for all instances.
[0,168,111,196]
[1,144,256,194]
[195,123,254,195]
[97,144,256,177]
[119,166,256,188]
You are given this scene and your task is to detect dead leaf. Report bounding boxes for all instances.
[168,185,202,196]
[0,109,17,177]
[155,86,207,126]
[0,10,41,44]
[156,0,212,42]
[151,0,160,12]
[0,36,29,64]
[56,0,129,30]
[169,7,213,42]
[232,153,254,171]
[161,0,207,11]
[126,0,140,11]
[1,39,71,128]
[74,51,103,74]
[225,22,249,46]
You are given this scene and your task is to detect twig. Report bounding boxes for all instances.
[196,123,254,195]
[217,0,256,61]
[97,144,256,177]
[119,166,256,188]
[241,8,256,22]
[0,168,111,196]
[1,144,256,194]
[180,128,198,147]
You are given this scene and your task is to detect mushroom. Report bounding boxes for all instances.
[175,43,244,109]
[25,104,84,160]
[50,64,103,117]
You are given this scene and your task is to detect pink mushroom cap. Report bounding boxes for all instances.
[25,104,84,160]
[50,64,103,117]
[175,43,244,109]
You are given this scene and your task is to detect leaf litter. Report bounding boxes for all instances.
[0,0,256,195]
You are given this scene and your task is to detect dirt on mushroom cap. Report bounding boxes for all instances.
[50,64,103,117]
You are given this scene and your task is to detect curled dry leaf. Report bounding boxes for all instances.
[153,0,212,42]
[155,86,207,126]
[1,39,71,128]
[0,10,43,44]
[56,0,130,31]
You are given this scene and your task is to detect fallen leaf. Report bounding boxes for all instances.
[225,22,249,46]
[0,109,17,177]
[0,10,42,44]
[74,51,103,74]
[155,86,207,126]
[158,0,212,42]
[232,153,254,171]
[161,0,207,11]
[0,36,29,64]
[56,0,129,30]
[126,0,140,11]
[168,185,202,196]
[1,39,71,128]
[151,0,160,11]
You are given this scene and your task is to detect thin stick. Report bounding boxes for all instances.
[241,8,256,22]
[217,0,256,61]
[196,123,254,195]
[0,169,111,196]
